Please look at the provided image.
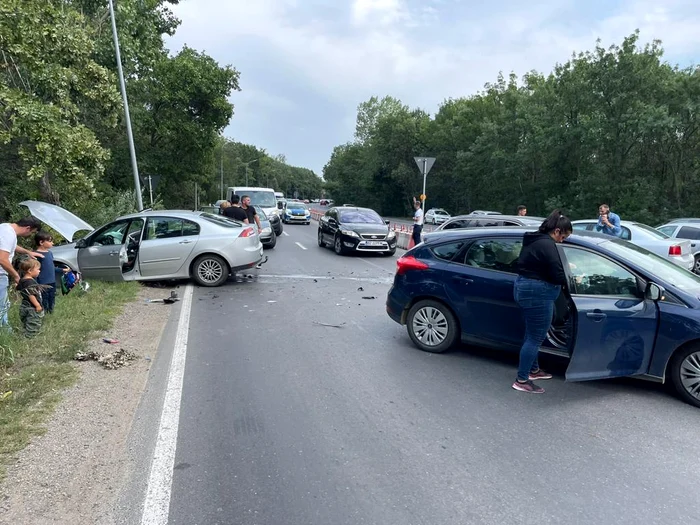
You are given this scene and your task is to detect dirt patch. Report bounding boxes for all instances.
[0,286,173,525]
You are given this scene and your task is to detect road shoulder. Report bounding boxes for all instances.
[0,285,174,525]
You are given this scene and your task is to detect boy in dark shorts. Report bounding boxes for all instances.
[17,258,44,338]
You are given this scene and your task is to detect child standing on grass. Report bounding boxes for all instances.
[17,259,43,338]
[34,231,65,314]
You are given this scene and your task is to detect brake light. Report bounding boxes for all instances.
[669,245,682,256]
[240,227,255,238]
[396,255,429,275]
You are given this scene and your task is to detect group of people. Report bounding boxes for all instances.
[1,217,68,338]
[220,194,263,233]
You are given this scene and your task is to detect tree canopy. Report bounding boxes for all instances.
[324,32,700,224]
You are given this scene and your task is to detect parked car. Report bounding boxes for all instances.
[318,206,397,256]
[657,221,700,273]
[227,186,283,236]
[21,201,264,287]
[663,218,700,225]
[283,201,311,225]
[572,220,694,271]
[424,214,544,243]
[425,208,451,225]
[469,210,502,215]
[386,226,700,409]
[254,206,276,249]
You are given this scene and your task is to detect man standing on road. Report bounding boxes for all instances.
[412,200,424,246]
[0,217,43,328]
[595,204,622,237]
[517,205,527,216]
[241,195,263,233]
[223,195,249,223]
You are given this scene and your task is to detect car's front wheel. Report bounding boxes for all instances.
[334,235,346,255]
[192,254,229,287]
[406,300,458,353]
[317,229,326,247]
[669,344,700,408]
[264,234,276,249]
[694,255,700,274]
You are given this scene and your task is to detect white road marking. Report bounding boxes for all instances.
[141,285,193,525]
[295,242,307,250]
[282,231,289,237]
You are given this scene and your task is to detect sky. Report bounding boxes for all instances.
[166,0,700,177]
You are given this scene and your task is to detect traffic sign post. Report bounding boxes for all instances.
[414,157,435,216]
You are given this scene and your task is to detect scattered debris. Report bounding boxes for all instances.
[75,348,137,369]
[211,294,220,299]
[357,286,364,291]
[313,321,346,328]
[313,279,318,283]
[362,296,377,300]
[103,338,119,344]
[267,300,277,304]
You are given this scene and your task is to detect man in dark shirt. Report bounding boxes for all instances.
[241,195,263,233]
[223,195,249,223]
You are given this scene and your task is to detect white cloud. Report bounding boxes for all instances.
[351,0,404,26]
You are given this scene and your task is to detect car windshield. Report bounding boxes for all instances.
[287,203,308,211]
[434,210,448,215]
[339,209,383,224]
[200,213,242,228]
[254,206,268,220]
[235,191,277,207]
[632,223,670,240]
[603,240,700,292]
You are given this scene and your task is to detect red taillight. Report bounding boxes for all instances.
[396,255,429,275]
[669,245,682,256]
[240,227,255,238]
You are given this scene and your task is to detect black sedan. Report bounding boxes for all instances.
[318,207,397,256]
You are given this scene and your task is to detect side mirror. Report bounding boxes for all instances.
[384,220,390,225]
[645,282,664,301]
[75,238,87,249]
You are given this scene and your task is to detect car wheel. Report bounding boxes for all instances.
[264,235,276,249]
[334,235,346,255]
[406,300,458,353]
[694,255,700,274]
[192,254,229,287]
[317,229,326,248]
[669,344,700,408]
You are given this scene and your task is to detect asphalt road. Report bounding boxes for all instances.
[164,222,700,525]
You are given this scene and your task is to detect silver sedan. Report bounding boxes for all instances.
[22,201,264,287]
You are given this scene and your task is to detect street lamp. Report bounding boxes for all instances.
[241,158,260,186]
[107,0,143,211]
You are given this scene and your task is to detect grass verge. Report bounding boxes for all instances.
[0,281,139,479]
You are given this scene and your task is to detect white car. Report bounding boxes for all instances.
[572,219,694,271]
[424,208,451,225]
[21,201,265,287]
[657,221,700,273]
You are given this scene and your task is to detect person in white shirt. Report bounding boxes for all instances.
[412,201,424,246]
[0,217,43,328]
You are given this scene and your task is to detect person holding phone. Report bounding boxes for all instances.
[595,204,622,237]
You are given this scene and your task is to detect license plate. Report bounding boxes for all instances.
[365,241,384,246]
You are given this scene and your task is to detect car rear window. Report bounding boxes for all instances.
[431,241,466,261]
[200,213,243,228]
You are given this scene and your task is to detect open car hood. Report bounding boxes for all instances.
[20,200,93,242]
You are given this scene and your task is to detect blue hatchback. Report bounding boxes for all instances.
[386,227,700,408]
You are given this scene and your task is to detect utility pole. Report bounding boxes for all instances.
[108,0,143,211]
[414,157,436,215]
[220,143,224,201]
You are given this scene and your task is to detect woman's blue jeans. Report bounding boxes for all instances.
[513,276,561,381]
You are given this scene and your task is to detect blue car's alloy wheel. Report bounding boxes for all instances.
[407,300,458,353]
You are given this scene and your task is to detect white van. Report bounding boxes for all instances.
[274,191,284,200]
[227,186,283,235]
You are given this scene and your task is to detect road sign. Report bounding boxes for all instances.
[420,194,426,201]
[414,157,435,175]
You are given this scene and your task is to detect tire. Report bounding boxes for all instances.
[334,235,346,255]
[192,254,229,287]
[406,300,459,353]
[264,235,276,249]
[385,248,396,256]
[317,229,326,248]
[694,255,700,274]
[276,223,284,234]
[668,344,700,408]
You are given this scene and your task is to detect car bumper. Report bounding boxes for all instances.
[284,215,310,223]
[669,253,695,271]
[341,235,398,252]
[386,285,409,324]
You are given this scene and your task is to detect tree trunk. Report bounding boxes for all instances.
[39,171,61,205]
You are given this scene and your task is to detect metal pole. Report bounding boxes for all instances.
[148,175,153,207]
[245,167,249,186]
[220,143,224,200]
[108,0,143,211]
[422,159,427,215]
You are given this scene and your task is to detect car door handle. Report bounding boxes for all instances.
[453,276,473,284]
[586,310,607,321]
[179,240,194,244]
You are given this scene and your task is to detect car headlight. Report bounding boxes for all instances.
[263,227,272,234]
[340,229,359,238]
[387,231,396,239]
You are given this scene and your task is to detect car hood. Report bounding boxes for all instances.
[20,200,93,242]
[340,223,389,235]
